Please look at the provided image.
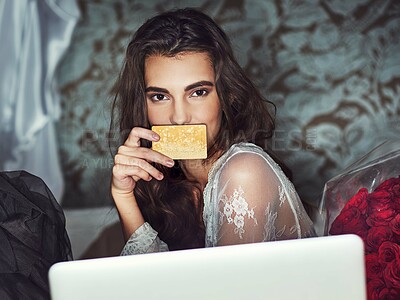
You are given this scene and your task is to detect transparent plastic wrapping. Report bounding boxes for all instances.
[318,140,400,299]
[318,139,400,236]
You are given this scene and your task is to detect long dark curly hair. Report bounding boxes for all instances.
[110,8,280,250]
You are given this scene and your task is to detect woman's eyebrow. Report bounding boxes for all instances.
[145,86,169,93]
[145,81,214,93]
[184,80,214,92]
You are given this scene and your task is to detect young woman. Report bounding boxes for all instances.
[110,8,315,255]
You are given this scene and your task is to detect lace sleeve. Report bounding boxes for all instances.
[120,222,169,255]
[215,152,314,246]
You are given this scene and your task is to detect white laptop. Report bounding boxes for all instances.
[49,234,366,300]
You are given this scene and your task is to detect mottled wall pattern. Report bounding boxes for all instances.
[57,0,400,208]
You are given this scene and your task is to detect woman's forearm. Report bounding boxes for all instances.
[112,192,145,242]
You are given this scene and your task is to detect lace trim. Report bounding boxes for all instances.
[219,186,257,239]
[120,222,169,255]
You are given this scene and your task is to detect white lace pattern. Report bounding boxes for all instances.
[121,143,315,255]
[219,186,257,239]
[120,222,169,255]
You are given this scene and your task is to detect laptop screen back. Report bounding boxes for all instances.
[49,234,366,300]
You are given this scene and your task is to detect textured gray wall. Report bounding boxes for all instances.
[56,0,400,208]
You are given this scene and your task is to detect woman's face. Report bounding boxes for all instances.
[145,52,222,147]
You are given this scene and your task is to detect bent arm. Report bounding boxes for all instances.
[112,183,169,255]
[112,190,145,242]
[111,127,173,254]
[214,152,314,246]
[113,191,169,255]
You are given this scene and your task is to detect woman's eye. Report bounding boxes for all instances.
[150,94,168,101]
[191,89,208,97]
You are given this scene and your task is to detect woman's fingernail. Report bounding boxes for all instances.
[158,173,164,180]
[166,160,174,167]
[152,134,159,141]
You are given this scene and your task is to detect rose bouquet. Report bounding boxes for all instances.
[318,140,400,300]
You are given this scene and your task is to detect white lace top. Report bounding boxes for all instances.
[121,143,315,255]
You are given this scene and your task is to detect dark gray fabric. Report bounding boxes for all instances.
[0,171,72,300]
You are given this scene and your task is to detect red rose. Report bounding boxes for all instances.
[367,278,385,300]
[367,189,397,227]
[329,206,369,236]
[378,241,400,265]
[343,188,369,214]
[374,177,400,211]
[366,226,393,253]
[392,178,400,199]
[378,287,400,300]
[369,188,395,202]
[390,215,400,238]
[367,206,397,227]
[365,253,385,280]
[369,189,393,205]
[375,177,400,197]
[383,259,400,289]
[357,229,369,245]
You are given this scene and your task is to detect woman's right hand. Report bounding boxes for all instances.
[111,127,174,240]
[112,127,175,199]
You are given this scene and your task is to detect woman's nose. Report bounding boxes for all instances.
[169,99,191,125]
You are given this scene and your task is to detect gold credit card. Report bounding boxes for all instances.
[151,124,207,160]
